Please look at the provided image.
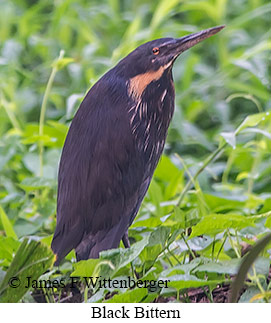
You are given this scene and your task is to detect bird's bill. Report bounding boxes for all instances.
[172,25,225,56]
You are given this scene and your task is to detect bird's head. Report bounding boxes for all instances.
[116,25,225,79]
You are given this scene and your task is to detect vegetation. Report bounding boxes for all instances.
[0,0,271,303]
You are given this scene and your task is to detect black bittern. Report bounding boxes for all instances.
[51,26,224,265]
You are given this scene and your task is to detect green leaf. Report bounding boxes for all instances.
[155,155,181,181]
[166,275,227,289]
[71,259,102,277]
[14,218,41,237]
[22,123,68,148]
[204,193,245,212]
[139,226,171,264]
[0,237,20,264]
[181,1,219,21]
[148,226,170,247]
[99,235,150,277]
[147,179,163,217]
[241,128,271,140]
[190,213,256,238]
[236,172,250,181]
[19,177,56,191]
[236,112,271,134]
[197,256,271,277]
[220,132,236,148]
[151,0,180,30]
[105,287,148,303]
[195,259,241,275]
[238,287,261,303]
[0,239,55,302]
[132,217,162,228]
[0,205,17,239]
[52,53,74,70]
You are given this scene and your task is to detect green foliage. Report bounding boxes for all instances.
[0,205,17,239]
[0,0,270,303]
[0,239,54,302]
[230,233,271,303]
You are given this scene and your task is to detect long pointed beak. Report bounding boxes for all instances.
[171,25,225,56]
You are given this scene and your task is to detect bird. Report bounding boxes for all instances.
[51,25,225,265]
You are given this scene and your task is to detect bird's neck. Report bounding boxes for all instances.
[127,69,175,166]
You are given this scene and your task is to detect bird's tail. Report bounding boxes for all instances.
[51,222,84,266]
[75,222,128,261]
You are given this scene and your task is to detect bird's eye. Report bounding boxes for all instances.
[152,47,160,55]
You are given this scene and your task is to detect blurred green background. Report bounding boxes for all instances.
[0,0,271,303]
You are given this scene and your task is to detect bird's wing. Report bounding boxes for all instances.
[51,78,146,263]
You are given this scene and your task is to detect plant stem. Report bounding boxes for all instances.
[167,246,182,265]
[227,229,241,258]
[39,50,65,177]
[215,232,227,262]
[84,284,89,303]
[177,142,227,207]
[0,96,22,132]
[181,233,196,259]
[247,142,262,195]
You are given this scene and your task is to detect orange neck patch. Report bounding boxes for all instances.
[128,66,165,99]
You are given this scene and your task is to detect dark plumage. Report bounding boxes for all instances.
[51,26,224,265]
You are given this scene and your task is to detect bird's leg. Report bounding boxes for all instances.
[122,231,139,279]
[122,231,130,248]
